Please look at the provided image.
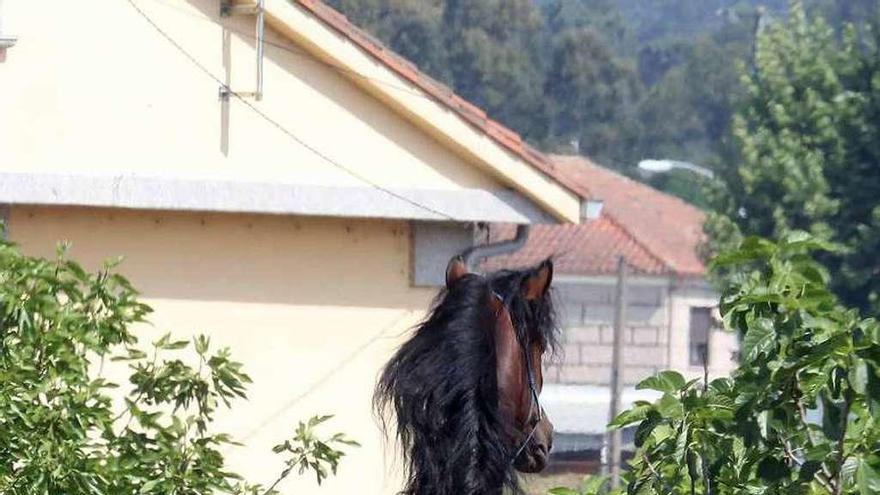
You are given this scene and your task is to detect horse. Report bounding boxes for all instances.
[375,256,558,494]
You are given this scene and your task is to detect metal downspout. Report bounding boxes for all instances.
[461,224,530,272]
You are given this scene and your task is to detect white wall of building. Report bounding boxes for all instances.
[548,275,737,387]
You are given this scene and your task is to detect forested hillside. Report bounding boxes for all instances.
[325,0,876,207]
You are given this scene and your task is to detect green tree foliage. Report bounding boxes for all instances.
[326,0,877,211]
[635,36,746,166]
[442,0,550,141]
[808,0,880,28]
[326,0,642,161]
[0,239,356,494]
[323,0,771,197]
[540,0,634,56]
[707,1,880,314]
[549,474,614,495]
[587,233,880,494]
[544,27,640,160]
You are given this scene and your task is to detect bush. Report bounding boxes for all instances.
[557,233,880,494]
[613,233,880,494]
[0,239,356,494]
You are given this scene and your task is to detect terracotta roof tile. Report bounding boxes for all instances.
[289,0,583,198]
[484,155,708,277]
[285,0,701,275]
[483,220,667,276]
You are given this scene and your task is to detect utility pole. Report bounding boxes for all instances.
[608,256,628,487]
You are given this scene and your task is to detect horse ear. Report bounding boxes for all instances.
[488,294,525,425]
[522,259,553,301]
[446,256,468,288]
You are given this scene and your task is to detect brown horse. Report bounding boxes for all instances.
[375,256,557,494]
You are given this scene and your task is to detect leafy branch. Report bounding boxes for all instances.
[260,415,360,494]
[552,233,880,495]
[0,238,355,494]
[606,233,880,494]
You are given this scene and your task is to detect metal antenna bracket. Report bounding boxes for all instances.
[218,0,264,101]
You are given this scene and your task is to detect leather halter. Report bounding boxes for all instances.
[493,292,543,464]
[511,338,543,463]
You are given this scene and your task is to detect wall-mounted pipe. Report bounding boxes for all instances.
[255,0,264,100]
[461,224,530,272]
[218,1,264,100]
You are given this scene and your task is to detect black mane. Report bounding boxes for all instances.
[374,265,559,495]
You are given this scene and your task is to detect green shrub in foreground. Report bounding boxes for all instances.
[556,233,880,494]
[0,240,356,494]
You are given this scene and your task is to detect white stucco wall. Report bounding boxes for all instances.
[668,280,739,378]
[0,0,499,192]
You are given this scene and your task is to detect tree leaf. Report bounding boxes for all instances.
[634,411,662,448]
[742,318,777,363]
[549,488,581,495]
[821,391,846,442]
[757,456,790,482]
[851,358,869,395]
[609,403,652,429]
[857,461,880,495]
[636,371,686,394]
[674,420,689,464]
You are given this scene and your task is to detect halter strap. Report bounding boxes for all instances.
[511,342,542,463]
[492,292,544,465]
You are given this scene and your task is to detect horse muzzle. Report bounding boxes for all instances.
[513,415,554,473]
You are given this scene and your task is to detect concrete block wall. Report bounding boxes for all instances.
[549,281,669,386]
[546,278,738,387]
[548,323,668,386]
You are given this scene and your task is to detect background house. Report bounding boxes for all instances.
[485,155,738,471]
[0,1,583,493]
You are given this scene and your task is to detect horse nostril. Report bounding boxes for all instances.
[534,443,548,457]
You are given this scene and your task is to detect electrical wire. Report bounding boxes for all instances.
[142,0,441,102]
[234,309,416,442]
[139,0,645,173]
[125,0,457,221]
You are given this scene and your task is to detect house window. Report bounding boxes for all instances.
[689,307,712,367]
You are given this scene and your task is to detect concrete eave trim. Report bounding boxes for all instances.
[0,36,16,49]
[0,172,556,224]
[255,0,582,224]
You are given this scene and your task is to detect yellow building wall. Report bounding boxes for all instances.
[9,205,433,494]
[0,0,499,192]
[0,0,577,489]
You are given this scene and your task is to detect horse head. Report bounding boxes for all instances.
[376,255,558,494]
[446,256,555,474]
